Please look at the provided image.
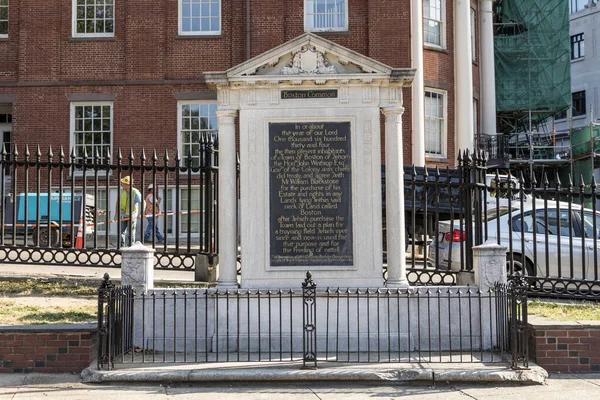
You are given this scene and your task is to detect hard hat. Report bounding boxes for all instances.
[120,176,132,185]
[148,184,153,190]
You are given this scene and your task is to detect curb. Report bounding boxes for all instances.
[81,364,548,385]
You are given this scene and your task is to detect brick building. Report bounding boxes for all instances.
[0,0,498,285]
[0,0,495,168]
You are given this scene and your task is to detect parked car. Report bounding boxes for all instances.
[428,201,600,281]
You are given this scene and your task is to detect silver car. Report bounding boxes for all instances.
[429,201,600,281]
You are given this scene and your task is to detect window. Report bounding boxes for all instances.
[72,0,114,37]
[177,101,218,168]
[470,8,476,61]
[570,0,589,13]
[424,0,444,47]
[424,89,446,157]
[0,0,7,37]
[571,33,584,60]
[181,188,201,233]
[583,212,600,239]
[513,210,577,237]
[179,0,221,35]
[70,102,113,165]
[573,91,586,117]
[304,0,347,32]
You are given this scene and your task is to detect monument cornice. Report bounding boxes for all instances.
[223,74,407,89]
[204,33,415,90]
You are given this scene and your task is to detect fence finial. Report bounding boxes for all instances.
[302,271,315,288]
[99,273,113,290]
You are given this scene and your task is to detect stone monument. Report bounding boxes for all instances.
[205,33,415,289]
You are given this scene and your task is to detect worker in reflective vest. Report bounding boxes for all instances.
[113,175,142,247]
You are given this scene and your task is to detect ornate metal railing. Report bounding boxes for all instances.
[0,136,218,270]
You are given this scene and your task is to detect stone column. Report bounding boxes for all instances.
[382,106,409,288]
[455,0,474,153]
[121,242,155,349]
[479,0,497,136]
[411,0,426,166]
[216,109,239,288]
[120,242,155,293]
[473,242,508,291]
[473,241,507,350]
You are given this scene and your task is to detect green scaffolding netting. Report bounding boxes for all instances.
[494,0,571,113]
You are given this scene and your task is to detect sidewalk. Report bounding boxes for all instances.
[0,261,197,285]
[2,372,600,400]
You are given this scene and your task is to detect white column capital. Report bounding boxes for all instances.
[381,106,405,121]
[216,109,238,120]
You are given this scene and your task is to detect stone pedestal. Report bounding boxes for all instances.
[472,241,507,350]
[195,254,219,283]
[120,242,155,293]
[121,242,155,349]
[473,241,508,291]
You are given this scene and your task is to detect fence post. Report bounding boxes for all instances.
[97,273,115,370]
[121,242,155,350]
[302,271,317,369]
[508,274,529,370]
[470,242,507,350]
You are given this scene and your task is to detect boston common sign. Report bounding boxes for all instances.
[205,33,415,289]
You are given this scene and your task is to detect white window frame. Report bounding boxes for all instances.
[178,0,222,36]
[471,7,476,62]
[70,102,113,170]
[423,0,445,49]
[71,0,115,38]
[0,0,8,38]
[424,88,447,158]
[304,0,348,32]
[177,100,218,169]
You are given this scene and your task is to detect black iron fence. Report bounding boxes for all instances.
[97,272,528,370]
[97,273,134,370]
[423,151,600,299]
[0,137,218,270]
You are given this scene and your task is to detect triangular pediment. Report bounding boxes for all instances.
[225,33,394,78]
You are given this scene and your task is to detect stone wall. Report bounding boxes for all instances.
[0,324,97,373]
[528,316,600,373]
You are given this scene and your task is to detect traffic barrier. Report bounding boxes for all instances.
[74,218,84,249]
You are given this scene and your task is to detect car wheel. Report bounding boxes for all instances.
[506,253,534,277]
[33,227,61,247]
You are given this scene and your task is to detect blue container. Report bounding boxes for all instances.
[16,193,75,223]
